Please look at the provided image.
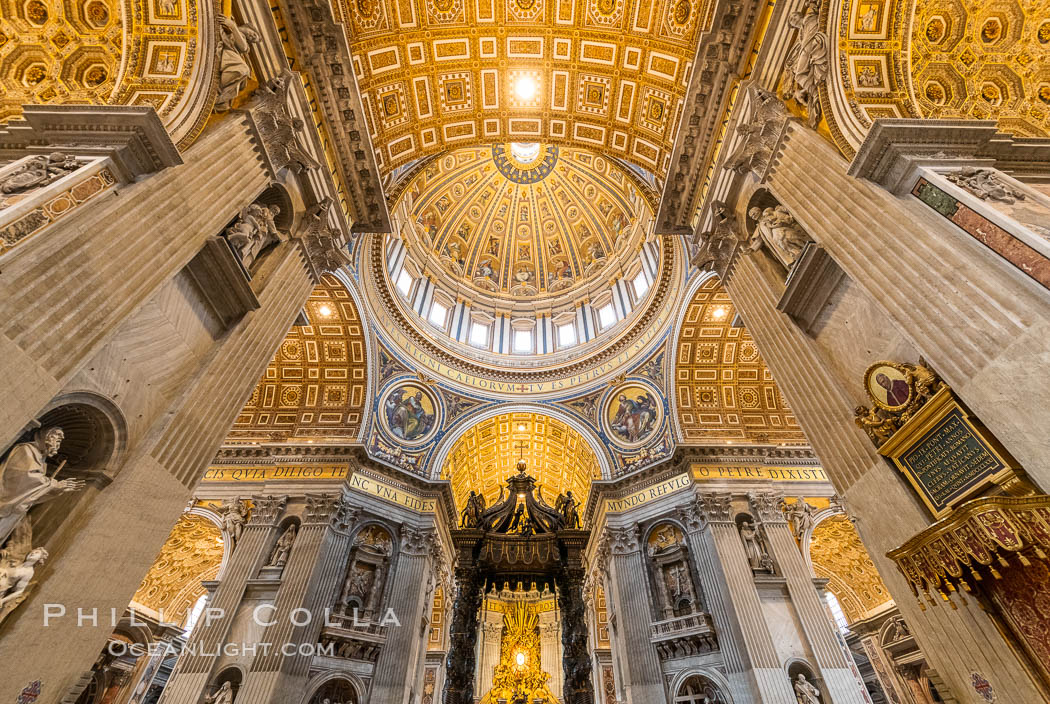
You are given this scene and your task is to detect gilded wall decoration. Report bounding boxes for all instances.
[441,412,601,511]
[131,513,224,625]
[675,277,805,444]
[828,0,1050,155]
[0,0,213,145]
[604,381,662,448]
[333,0,709,177]
[808,515,891,623]
[230,274,368,442]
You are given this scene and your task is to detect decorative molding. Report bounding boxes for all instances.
[847,119,1050,194]
[303,493,340,525]
[275,0,391,233]
[656,0,768,234]
[401,526,438,556]
[0,105,182,182]
[606,525,642,555]
[748,491,786,523]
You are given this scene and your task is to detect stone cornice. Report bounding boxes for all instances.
[847,119,1050,194]
[275,0,391,233]
[0,105,182,181]
[364,231,680,386]
[656,0,766,234]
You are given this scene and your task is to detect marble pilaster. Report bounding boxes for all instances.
[236,495,359,702]
[723,223,1046,700]
[694,492,796,703]
[603,525,664,703]
[749,492,868,703]
[371,525,437,703]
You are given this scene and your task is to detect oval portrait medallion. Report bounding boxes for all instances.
[604,382,662,447]
[863,362,912,411]
[380,383,440,445]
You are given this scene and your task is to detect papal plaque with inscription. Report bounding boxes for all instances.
[878,388,1018,517]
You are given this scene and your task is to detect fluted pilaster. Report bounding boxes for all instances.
[372,525,437,702]
[603,525,663,703]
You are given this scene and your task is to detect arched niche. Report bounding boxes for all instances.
[644,520,703,619]
[259,514,301,576]
[674,673,730,703]
[4,392,127,548]
[206,666,244,703]
[336,523,395,620]
[304,676,360,704]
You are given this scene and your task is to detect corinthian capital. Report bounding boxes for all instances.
[676,494,707,532]
[400,525,437,556]
[302,493,339,525]
[699,492,734,524]
[249,495,288,525]
[748,491,786,523]
[606,525,641,555]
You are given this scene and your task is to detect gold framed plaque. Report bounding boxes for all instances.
[878,387,1020,518]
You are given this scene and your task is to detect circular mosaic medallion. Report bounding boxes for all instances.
[379,383,440,445]
[603,382,663,448]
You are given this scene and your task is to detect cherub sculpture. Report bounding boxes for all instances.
[0,519,48,623]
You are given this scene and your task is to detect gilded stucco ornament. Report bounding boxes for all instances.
[853,359,946,447]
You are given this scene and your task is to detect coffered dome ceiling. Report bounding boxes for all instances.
[336,0,710,177]
[402,144,649,305]
[441,412,602,513]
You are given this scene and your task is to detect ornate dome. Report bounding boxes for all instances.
[402,143,649,303]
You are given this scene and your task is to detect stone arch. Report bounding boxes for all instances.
[301,673,362,704]
[673,275,805,444]
[0,0,218,146]
[672,670,732,703]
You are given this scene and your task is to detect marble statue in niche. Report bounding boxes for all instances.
[781,0,828,127]
[747,205,811,269]
[205,681,236,704]
[647,523,701,617]
[267,524,297,568]
[0,427,84,547]
[215,15,261,111]
[794,673,821,704]
[225,202,286,272]
[739,521,774,573]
